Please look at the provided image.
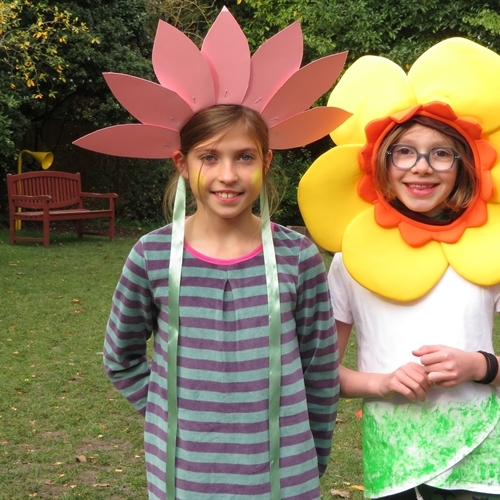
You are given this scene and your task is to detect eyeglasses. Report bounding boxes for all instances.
[387,144,461,171]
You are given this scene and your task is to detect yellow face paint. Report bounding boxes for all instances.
[251,167,263,189]
[194,168,206,198]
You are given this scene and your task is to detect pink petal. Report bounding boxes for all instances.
[243,22,303,112]
[262,52,348,125]
[269,107,352,150]
[104,73,193,130]
[73,124,180,158]
[201,7,250,104]
[152,20,215,112]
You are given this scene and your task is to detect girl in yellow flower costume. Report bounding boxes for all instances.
[298,38,500,499]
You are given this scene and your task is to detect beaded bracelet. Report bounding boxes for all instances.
[473,351,499,385]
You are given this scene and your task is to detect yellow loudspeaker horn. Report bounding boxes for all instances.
[17,149,54,174]
[15,150,54,230]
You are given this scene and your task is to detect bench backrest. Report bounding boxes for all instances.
[7,171,83,209]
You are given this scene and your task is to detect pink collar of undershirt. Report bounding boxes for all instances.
[183,222,275,265]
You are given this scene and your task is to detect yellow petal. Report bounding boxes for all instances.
[491,165,500,204]
[487,129,500,203]
[342,208,448,302]
[442,203,500,285]
[328,56,416,145]
[409,38,500,134]
[298,145,371,252]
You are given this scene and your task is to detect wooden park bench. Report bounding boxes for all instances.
[7,171,118,248]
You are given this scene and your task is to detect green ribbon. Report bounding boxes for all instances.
[260,188,283,500]
[166,175,185,499]
[165,180,282,499]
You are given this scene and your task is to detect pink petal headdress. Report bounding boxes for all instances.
[74,6,350,158]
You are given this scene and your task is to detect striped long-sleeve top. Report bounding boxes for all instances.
[104,223,339,500]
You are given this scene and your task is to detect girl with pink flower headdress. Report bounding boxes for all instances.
[75,8,350,500]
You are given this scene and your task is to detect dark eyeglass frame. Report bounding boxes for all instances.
[386,144,461,172]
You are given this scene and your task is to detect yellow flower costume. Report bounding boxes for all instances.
[299,38,500,497]
[298,37,500,302]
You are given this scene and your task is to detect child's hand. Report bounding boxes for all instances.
[413,345,486,387]
[379,362,430,402]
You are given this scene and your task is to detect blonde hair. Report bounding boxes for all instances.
[375,119,478,211]
[163,105,280,219]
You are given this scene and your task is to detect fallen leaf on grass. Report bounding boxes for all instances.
[44,480,53,485]
[330,489,350,498]
[71,298,82,303]
[350,485,365,491]
[75,455,87,463]
[336,418,345,423]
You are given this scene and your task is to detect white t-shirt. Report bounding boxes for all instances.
[329,253,500,498]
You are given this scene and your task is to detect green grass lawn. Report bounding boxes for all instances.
[1,229,147,499]
[1,227,497,499]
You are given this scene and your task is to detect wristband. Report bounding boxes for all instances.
[473,351,499,385]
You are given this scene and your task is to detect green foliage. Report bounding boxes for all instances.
[272,148,315,227]
[0,88,29,219]
[62,0,154,119]
[0,0,93,99]
[464,8,500,34]
[114,161,170,225]
[233,0,500,67]
[142,0,218,44]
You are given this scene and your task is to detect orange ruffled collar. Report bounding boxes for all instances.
[358,102,497,247]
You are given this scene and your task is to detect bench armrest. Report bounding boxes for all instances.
[10,194,52,208]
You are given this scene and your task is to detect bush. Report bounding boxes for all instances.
[272,148,314,227]
[77,155,171,226]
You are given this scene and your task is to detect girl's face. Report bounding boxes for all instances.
[173,124,272,224]
[387,124,458,217]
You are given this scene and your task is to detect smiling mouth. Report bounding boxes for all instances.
[404,183,438,189]
[214,191,240,199]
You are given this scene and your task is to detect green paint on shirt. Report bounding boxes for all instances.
[362,393,500,496]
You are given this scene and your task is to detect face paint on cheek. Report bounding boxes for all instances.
[251,168,263,189]
[190,167,205,197]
